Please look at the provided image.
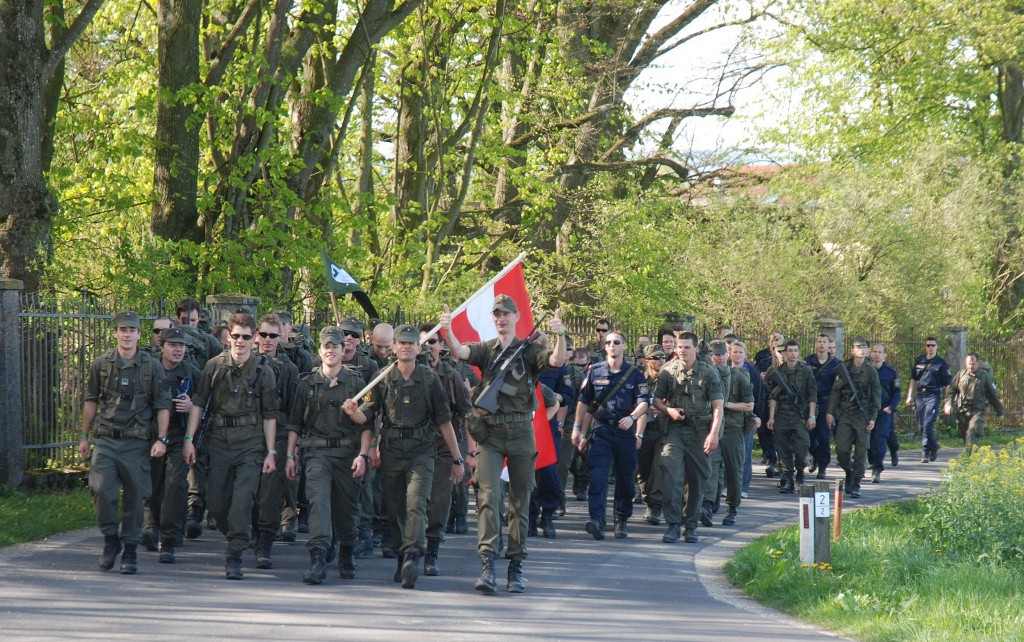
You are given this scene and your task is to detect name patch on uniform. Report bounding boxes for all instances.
[595,379,610,386]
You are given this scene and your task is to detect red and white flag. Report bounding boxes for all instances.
[445,256,557,469]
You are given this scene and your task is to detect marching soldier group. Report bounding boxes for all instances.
[79,300,1004,589]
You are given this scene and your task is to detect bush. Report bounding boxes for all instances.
[921,439,1024,564]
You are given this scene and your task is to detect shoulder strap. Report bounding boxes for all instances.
[592,364,637,417]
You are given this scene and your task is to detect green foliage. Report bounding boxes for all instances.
[727,499,1024,641]
[0,488,94,548]
[922,440,1024,565]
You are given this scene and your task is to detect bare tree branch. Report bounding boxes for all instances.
[43,0,108,83]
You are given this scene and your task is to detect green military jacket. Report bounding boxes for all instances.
[86,348,172,438]
[828,359,882,420]
[722,365,754,432]
[948,368,1004,416]
[375,363,452,440]
[288,368,375,442]
[644,369,668,438]
[654,358,723,429]
[161,359,201,441]
[465,337,554,416]
[767,361,817,421]
[193,352,280,429]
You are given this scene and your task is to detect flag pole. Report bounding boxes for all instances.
[349,252,527,403]
[329,292,342,326]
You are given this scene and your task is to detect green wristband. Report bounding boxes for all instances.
[80,432,88,440]
[184,435,193,442]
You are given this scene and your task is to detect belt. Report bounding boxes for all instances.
[917,387,941,395]
[212,413,259,428]
[481,412,531,425]
[94,427,147,440]
[303,436,356,449]
[383,426,429,439]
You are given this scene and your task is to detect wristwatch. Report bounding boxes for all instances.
[157,435,171,445]
[453,458,465,466]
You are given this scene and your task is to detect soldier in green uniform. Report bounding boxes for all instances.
[183,312,279,580]
[827,337,881,498]
[944,352,1004,455]
[440,297,566,594]
[253,314,300,569]
[710,340,753,525]
[374,324,464,589]
[353,321,391,558]
[142,327,200,563]
[653,331,724,544]
[637,343,667,525]
[285,326,375,584]
[419,323,473,577]
[78,311,172,575]
[766,339,818,494]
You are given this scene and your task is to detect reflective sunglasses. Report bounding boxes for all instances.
[605,340,623,346]
[342,330,360,339]
[257,331,281,339]
[230,333,254,341]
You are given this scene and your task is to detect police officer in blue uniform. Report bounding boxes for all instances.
[805,334,840,479]
[869,343,900,482]
[572,331,651,540]
[905,337,951,462]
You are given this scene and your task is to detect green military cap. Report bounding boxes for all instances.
[851,336,870,348]
[710,339,728,356]
[492,294,518,314]
[339,316,363,333]
[320,326,345,346]
[643,344,666,359]
[394,324,419,343]
[275,310,293,324]
[160,327,188,344]
[113,311,140,329]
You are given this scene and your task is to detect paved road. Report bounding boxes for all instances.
[0,451,950,641]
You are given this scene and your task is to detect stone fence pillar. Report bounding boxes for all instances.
[206,294,261,324]
[0,279,24,487]
[944,325,968,374]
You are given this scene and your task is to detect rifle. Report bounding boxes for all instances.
[769,367,807,420]
[193,393,215,453]
[474,312,549,415]
[835,360,870,423]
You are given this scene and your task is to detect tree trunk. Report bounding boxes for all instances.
[150,0,203,242]
[0,0,56,292]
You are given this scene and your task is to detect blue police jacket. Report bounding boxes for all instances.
[911,355,951,394]
[876,361,901,413]
[579,360,651,426]
[806,354,840,403]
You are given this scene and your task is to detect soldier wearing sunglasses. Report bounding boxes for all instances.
[184,312,280,580]
[140,327,201,564]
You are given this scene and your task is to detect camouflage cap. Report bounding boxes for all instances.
[394,324,420,343]
[320,326,345,346]
[492,294,518,314]
[643,344,666,359]
[339,316,363,333]
[160,327,188,344]
[710,339,728,356]
[113,311,140,329]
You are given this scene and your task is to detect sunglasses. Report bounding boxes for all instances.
[230,333,254,341]
[257,331,281,339]
[342,330,360,338]
[596,328,609,333]
[925,343,937,348]
[647,355,666,360]
[425,338,439,344]
[605,340,623,346]
[152,328,165,334]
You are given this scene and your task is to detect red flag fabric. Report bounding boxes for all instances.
[446,261,557,468]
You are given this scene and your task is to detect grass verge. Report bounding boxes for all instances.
[0,485,94,548]
[725,499,1024,641]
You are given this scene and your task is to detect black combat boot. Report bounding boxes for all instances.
[255,530,274,569]
[303,548,326,585]
[849,478,863,499]
[98,534,121,571]
[424,539,440,576]
[844,470,854,494]
[159,539,176,564]
[475,553,497,594]
[700,500,715,526]
[393,554,405,583]
[141,528,159,552]
[326,535,340,563]
[528,517,538,537]
[507,559,526,593]
[722,509,737,526]
[401,554,420,589]
[280,519,297,543]
[684,527,699,544]
[796,469,805,485]
[380,529,397,558]
[647,506,662,526]
[119,544,138,575]
[338,546,356,579]
[353,525,373,559]
[225,551,244,580]
[185,507,203,539]
[613,520,628,539]
[662,523,681,543]
[779,473,795,494]
[541,511,556,538]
